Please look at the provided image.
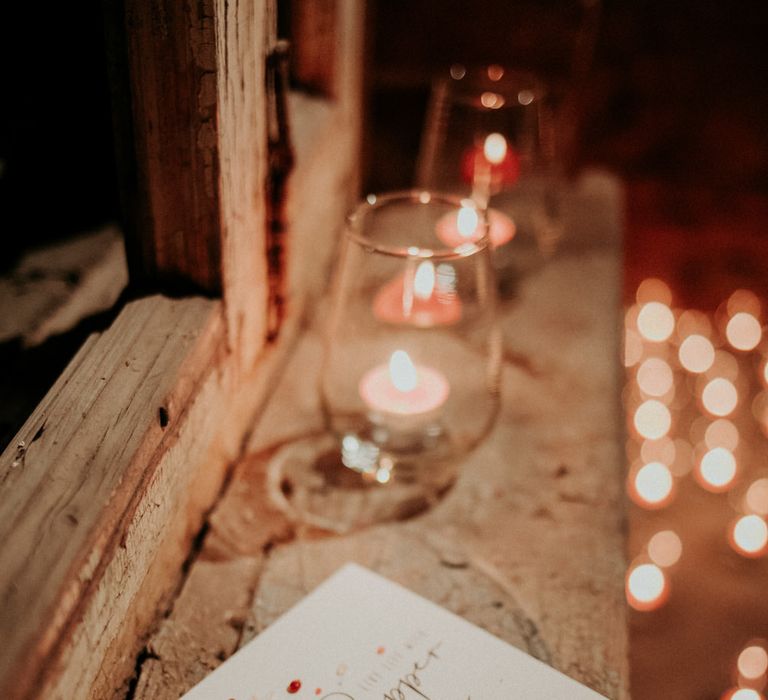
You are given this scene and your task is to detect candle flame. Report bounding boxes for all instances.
[484,133,507,164]
[456,206,479,238]
[389,350,418,392]
[413,261,435,300]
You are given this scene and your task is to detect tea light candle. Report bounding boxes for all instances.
[373,260,462,326]
[435,204,515,248]
[461,132,520,189]
[359,350,449,430]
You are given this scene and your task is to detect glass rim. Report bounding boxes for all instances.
[345,190,491,260]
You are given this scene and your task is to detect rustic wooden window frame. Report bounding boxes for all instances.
[0,1,363,698]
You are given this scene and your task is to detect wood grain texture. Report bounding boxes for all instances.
[119,0,223,293]
[215,0,271,367]
[132,170,629,699]
[0,295,223,699]
[0,293,308,700]
[116,0,273,369]
[130,4,366,695]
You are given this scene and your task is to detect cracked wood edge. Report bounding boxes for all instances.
[0,293,303,700]
[215,0,271,367]
[111,0,271,365]
[115,0,222,293]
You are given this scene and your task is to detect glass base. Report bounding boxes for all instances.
[266,433,458,533]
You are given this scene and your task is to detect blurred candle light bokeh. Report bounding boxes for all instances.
[625,278,768,694]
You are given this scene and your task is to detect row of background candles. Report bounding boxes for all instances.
[624,278,768,700]
[354,66,548,441]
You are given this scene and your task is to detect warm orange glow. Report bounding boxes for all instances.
[480,91,504,109]
[413,261,436,300]
[624,329,643,367]
[727,289,761,318]
[640,436,675,465]
[633,400,672,439]
[746,479,768,516]
[705,419,740,451]
[487,64,504,81]
[677,309,712,339]
[483,133,508,164]
[626,562,667,611]
[738,645,768,680]
[731,515,768,557]
[648,530,682,567]
[389,350,417,392]
[763,360,768,387]
[625,304,639,331]
[637,358,674,397]
[726,312,763,352]
[637,302,675,342]
[753,393,768,433]
[632,461,674,507]
[710,350,740,381]
[456,205,479,238]
[697,447,737,492]
[636,278,672,306]
[679,334,715,373]
[670,438,694,476]
[702,378,738,417]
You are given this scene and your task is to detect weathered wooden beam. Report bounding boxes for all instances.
[0,3,363,697]
[214,0,273,365]
[0,296,221,698]
[113,0,223,294]
[110,0,274,370]
[0,292,308,700]
[289,0,337,96]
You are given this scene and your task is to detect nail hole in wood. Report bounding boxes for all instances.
[158,406,169,429]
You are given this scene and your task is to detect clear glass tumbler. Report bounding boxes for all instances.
[268,191,501,532]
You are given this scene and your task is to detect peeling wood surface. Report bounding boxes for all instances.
[133,170,629,699]
[215,0,271,366]
[118,0,223,293]
[0,292,306,700]
[0,296,222,699]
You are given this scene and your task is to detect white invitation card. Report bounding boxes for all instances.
[183,563,607,699]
